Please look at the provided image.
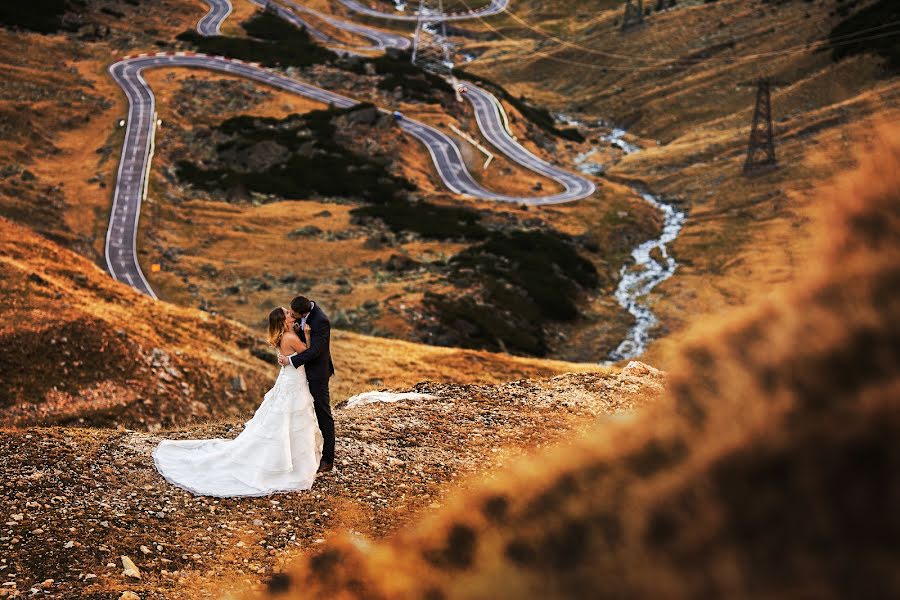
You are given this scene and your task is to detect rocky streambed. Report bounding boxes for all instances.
[566,115,687,362]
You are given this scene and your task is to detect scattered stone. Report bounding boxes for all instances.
[0,369,664,597]
[385,254,420,272]
[27,273,48,286]
[120,556,141,580]
[119,591,141,600]
[286,225,322,239]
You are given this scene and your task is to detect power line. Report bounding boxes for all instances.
[469,0,900,64]
[413,0,454,77]
[453,11,900,72]
[450,0,900,71]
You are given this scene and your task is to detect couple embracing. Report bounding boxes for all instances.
[152,296,336,497]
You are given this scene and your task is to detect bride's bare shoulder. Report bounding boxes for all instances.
[281,331,307,354]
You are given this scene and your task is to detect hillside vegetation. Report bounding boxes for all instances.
[0,213,604,429]
[460,0,900,365]
[0,0,658,362]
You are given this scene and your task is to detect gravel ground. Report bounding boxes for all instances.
[0,365,664,599]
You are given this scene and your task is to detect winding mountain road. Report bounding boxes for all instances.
[337,0,510,22]
[197,0,232,36]
[280,0,412,51]
[106,0,595,296]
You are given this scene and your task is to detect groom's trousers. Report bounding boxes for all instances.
[308,378,335,463]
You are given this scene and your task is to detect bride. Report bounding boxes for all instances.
[152,307,324,497]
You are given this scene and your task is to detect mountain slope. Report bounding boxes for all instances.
[0,214,605,429]
[458,0,900,364]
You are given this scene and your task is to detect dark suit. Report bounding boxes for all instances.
[290,303,335,463]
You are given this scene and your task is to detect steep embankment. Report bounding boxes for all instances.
[0,214,274,429]
[0,364,665,599]
[460,0,900,365]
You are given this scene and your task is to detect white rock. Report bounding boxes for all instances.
[621,360,662,377]
[139,545,152,555]
[120,556,141,579]
[119,591,141,600]
[343,391,437,409]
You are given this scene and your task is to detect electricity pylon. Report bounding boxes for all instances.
[743,78,778,174]
[621,0,644,31]
[412,0,453,78]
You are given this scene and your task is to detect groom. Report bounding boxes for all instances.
[278,295,336,473]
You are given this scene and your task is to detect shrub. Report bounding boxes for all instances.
[351,200,488,240]
[423,230,600,356]
[357,50,455,104]
[175,10,336,68]
[828,0,900,74]
[0,0,82,33]
[176,105,414,203]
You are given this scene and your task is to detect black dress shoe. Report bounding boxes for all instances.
[317,460,334,473]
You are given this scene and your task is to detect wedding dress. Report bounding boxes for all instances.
[152,354,323,497]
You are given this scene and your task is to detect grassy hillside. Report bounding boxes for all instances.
[458,0,900,365]
[0,0,657,363]
[0,214,605,429]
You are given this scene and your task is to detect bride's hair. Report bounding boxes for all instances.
[267,307,288,349]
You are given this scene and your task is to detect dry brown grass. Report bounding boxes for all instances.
[0,214,274,429]
[456,0,900,365]
[134,57,655,360]
[248,122,900,600]
[0,0,662,364]
[0,210,603,430]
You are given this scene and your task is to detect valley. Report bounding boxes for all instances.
[0,1,898,598]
